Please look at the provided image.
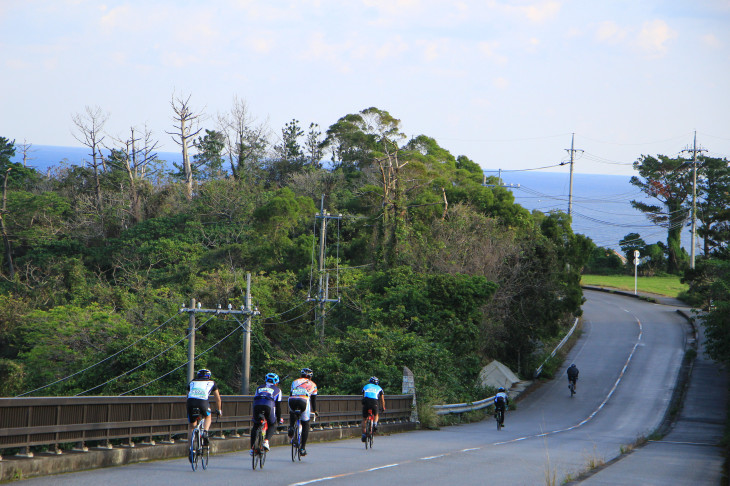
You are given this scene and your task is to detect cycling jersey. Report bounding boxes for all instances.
[187,378,218,400]
[290,378,318,400]
[362,383,384,400]
[567,366,579,380]
[494,391,508,409]
[253,383,282,406]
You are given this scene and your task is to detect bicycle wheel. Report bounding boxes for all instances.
[570,382,575,397]
[191,429,200,471]
[291,421,300,462]
[365,418,373,449]
[252,428,261,470]
[259,429,267,468]
[496,410,502,431]
[201,438,209,470]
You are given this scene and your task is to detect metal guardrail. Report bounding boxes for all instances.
[0,394,413,459]
[432,395,497,415]
[534,317,579,378]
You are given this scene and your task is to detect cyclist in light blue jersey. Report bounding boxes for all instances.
[361,376,385,442]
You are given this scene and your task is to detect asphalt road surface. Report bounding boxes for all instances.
[17,290,714,485]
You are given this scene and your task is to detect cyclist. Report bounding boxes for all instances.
[288,367,318,457]
[186,368,222,450]
[494,386,508,428]
[361,376,386,442]
[567,363,579,392]
[250,373,284,455]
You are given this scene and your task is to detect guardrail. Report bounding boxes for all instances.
[534,317,579,378]
[432,395,497,415]
[0,394,413,459]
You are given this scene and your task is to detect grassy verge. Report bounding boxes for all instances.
[581,274,687,298]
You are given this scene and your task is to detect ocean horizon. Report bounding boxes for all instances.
[11,145,693,254]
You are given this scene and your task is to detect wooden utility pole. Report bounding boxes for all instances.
[308,195,341,343]
[179,275,258,392]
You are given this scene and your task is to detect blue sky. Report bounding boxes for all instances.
[1,0,729,175]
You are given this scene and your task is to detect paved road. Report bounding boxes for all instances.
[578,310,727,485]
[15,290,715,485]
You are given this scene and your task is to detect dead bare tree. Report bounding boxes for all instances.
[17,140,36,168]
[72,106,109,209]
[167,94,204,199]
[109,125,160,224]
[217,96,269,180]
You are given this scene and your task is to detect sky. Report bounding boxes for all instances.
[2,0,729,176]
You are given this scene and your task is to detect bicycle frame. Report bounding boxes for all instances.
[364,409,374,449]
[252,414,268,470]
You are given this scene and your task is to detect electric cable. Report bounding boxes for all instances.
[15,311,183,397]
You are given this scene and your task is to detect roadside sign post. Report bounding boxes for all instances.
[633,250,640,295]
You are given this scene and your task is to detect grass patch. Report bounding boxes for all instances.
[581,274,688,298]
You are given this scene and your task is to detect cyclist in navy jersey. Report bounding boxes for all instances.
[361,376,386,442]
[187,369,222,447]
[250,373,283,455]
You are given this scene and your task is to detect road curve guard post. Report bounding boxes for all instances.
[402,366,418,423]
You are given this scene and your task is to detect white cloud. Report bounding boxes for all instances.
[636,19,677,56]
[491,0,561,24]
[702,33,721,48]
[595,20,627,44]
[478,41,508,64]
[493,77,509,89]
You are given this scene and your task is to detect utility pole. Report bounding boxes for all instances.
[563,133,583,218]
[308,195,341,343]
[681,131,706,270]
[179,274,259,393]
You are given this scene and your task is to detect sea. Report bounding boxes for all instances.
[11,145,693,253]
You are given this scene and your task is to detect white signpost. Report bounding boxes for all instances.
[633,250,640,295]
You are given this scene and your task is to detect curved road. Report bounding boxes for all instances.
[16,290,699,485]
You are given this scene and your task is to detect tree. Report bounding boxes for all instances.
[192,129,226,180]
[305,123,324,169]
[108,125,161,224]
[72,106,108,209]
[322,113,378,171]
[217,96,269,182]
[267,119,306,186]
[167,94,204,200]
[696,156,730,257]
[630,155,692,274]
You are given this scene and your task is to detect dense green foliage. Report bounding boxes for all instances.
[0,109,591,403]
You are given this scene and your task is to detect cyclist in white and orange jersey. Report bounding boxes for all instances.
[287,367,318,456]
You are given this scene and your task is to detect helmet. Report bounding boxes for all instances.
[300,368,313,379]
[497,387,505,392]
[265,373,279,384]
[369,376,379,385]
[570,363,576,368]
[197,369,211,379]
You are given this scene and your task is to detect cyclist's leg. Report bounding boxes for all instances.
[251,405,266,449]
[264,405,276,441]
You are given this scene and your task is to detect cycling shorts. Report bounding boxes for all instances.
[186,398,211,423]
[253,403,276,427]
[362,397,380,418]
[288,396,312,422]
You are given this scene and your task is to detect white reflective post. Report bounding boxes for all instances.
[633,250,640,295]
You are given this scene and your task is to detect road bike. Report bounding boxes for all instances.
[291,410,303,462]
[189,408,218,471]
[495,407,504,431]
[251,412,268,470]
[569,379,576,398]
[364,408,375,449]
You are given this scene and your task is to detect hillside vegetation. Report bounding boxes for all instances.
[0,108,592,404]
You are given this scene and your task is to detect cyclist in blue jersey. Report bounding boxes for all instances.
[250,373,283,455]
[361,376,386,442]
[187,369,222,448]
[494,387,508,427]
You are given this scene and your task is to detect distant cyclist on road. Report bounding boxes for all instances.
[187,369,222,448]
[288,368,318,457]
[361,376,386,442]
[250,373,284,455]
[494,387,508,427]
[567,364,579,392]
